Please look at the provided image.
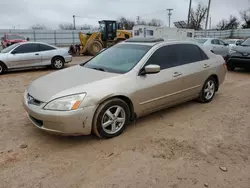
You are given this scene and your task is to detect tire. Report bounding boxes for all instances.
[93,98,130,139]
[51,57,65,70]
[227,65,235,71]
[198,77,217,103]
[0,62,6,75]
[87,40,103,56]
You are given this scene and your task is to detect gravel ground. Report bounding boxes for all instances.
[0,57,250,188]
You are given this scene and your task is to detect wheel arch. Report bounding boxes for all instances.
[94,95,136,121]
[209,74,219,91]
[51,55,65,63]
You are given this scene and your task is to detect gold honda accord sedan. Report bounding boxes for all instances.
[23,38,226,138]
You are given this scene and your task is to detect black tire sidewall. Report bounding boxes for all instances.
[199,77,216,103]
[52,57,64,69]
[94,99,130,139]
[0,63,5,75]
[87,41,102,56]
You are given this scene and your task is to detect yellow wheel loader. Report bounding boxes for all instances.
[69,20,132,56]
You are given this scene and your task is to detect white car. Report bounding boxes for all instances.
[0,42,72,75]
[224,39,244,47]
[195,38,230,58]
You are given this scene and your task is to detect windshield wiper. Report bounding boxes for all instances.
[92,67,106,72]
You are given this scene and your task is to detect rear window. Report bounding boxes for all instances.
[195,38,208,44]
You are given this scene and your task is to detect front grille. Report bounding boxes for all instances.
[29,115,43,127]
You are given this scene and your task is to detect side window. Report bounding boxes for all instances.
[211,39,219,45]
[145,45,180,70]
[14,44,39,54]
[178,44,206,64]
[218,40,225,45]
[39,44,55,51]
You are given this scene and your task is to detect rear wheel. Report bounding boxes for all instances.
[87,40,103,56]
[51,57,65,69]
[92,98,130,139]
[198,77,216,103]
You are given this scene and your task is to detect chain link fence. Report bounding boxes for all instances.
[0,29,94,47]
[1,28,250,48]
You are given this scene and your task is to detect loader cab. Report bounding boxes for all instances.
[99,20,117,41]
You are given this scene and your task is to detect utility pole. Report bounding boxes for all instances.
[204,0,211,36]
[187,0,192,28]
[73,15,76,30]
[209,16,212,29]
[167,9,173,28]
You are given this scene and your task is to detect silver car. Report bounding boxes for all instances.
[23,38,226,138]
[0,42,72,74]
[195,38,230,58]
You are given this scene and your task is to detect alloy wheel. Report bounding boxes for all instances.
[204,80,215,100]
[101,105,126,134]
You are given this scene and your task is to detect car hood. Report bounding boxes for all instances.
[231,45,250,53]
[27,65,119,102]
[0,52,8,59]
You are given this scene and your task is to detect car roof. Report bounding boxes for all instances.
[123,38,199,47]
[16,41,56,46]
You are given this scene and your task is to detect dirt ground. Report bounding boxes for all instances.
[0,57,249,188]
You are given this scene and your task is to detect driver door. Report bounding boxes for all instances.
[7,43,42,68]
[133,45,184,115]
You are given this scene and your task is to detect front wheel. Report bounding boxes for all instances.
[227,65,235,71]
[198,77,216,103]
[92,98,130,139]
[0,62,6,75]
[51,57,65,70]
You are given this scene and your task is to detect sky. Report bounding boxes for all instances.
[0,0,249,29]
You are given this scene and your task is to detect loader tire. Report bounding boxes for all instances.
[87,40,103,56]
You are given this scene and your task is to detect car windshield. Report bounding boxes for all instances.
[0,43,20,53]
[81,43,152,74]
[241,38,250,46]
[195,38,208,44]
[7,35,25,40]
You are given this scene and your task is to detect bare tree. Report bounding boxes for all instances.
[59,23,74,30]
[147,19,163,27]
[217,15,240,30]
[31,24,48,30]
[117,17,135,30]
[189,4,208,30]
[240,8,250,28]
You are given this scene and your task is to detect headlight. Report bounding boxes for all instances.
[229,49,236,54]
[43,93,86,111]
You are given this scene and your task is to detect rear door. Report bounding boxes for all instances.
[7,43,42,68]
[38,44,57,66]
[134,45,184,114]
[177,44,211,99]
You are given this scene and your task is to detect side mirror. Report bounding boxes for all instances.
[140,64,160,75]
[11,50,17,54]
[224,43,229,46]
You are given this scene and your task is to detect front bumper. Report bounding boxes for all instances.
[64,55,73,63]
[23,98,96,136]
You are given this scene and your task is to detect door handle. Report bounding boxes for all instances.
[204,64,210,68]
[35,53,39,55]
[172,72,182,77]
